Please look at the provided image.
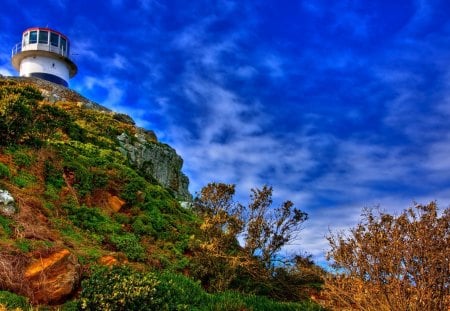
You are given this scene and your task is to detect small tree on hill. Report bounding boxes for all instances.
[191,183,309,293]
[323,202,450,311]
[244,185,308,271]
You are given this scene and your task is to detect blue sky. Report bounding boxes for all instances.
[1,0,450,264]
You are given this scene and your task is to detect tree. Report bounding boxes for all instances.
[244,185,308,270]
[191,183,309,292]
[323,202,450,311]
[191,183,245,291]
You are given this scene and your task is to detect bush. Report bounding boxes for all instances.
[0,215,12,237]
[132,209,169,238]
[80,266,160,311]
[0,290,30,309]
[44,160,64,189]
[110,233,146,261]
[154,271,206,310]
[0,162,10,179]
[64,161,94,197]
[61,299,80,311]
[12,150,34,167]
[15,239,31,252]
[12,171,36,188]
[64,203,121,235]
[324,202,450,311]
[132,214,156,236]
[121,175,147,206]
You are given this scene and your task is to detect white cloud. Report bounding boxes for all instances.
[111,53,129,70]
[0,67,13,76]
[75,76,124,108]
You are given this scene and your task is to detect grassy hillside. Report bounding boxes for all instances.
[0,78,323,310]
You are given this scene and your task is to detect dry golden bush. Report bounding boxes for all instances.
[322,202,449,311]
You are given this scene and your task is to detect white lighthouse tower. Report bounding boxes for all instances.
[11,27,77,87]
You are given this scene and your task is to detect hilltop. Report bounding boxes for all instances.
[0,77,323,310]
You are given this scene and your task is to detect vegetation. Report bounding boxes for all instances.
[191,183,320,301]
[0,291,29,310]
[80,266,321,311]
[323,202,450,310]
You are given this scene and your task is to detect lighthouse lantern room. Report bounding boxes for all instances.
[11,27,77,87]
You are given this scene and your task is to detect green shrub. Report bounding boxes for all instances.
[132,214,156,236]
[110,233,146,261]
[92,169,109,189]
[154,272,205,310]
[0,91,38,146]
[0,290,30,309]
[65,204,121,235]
[80,266,160,311]
[44,184,60,201]
[78,248,102,265]
[0,215,12,237]
[121,175,147,206]
[12,171,36,188]
[143,207,169,232]
[64,161,94,197]
[12,150,34,167]
[44,160,64,189]
[15,239,31,252]
[61,299,80,311]
[113,213,131,224]
[0,162,10,179]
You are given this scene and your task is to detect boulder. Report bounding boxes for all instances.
[0,189,16,217]
[108,194,126,213]
[24,248,80,304]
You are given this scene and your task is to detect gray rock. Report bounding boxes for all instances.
[0,189,16,217]
[117,132,192,201]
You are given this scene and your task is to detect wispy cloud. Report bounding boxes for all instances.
[75,76,124,108]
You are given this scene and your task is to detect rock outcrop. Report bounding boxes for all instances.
[117,132,192,201]
[107,194,126,212]
[24,248,80,304]
[0,247,80,305]
[0,189,16,217]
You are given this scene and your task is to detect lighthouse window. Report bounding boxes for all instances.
[50,32,59,47]
[39,31,49,44]
[29,31,37,44]
[22,32,29,46]
[60,37,67,53]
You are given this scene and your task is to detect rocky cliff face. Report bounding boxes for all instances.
[117,132,192,201]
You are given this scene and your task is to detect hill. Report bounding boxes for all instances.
[0,77,323,310]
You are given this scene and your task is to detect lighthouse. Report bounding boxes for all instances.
[11,27,77,87]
